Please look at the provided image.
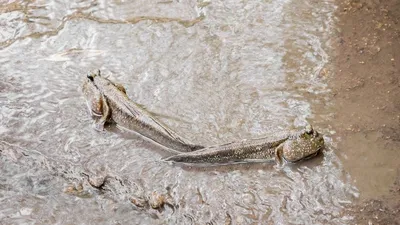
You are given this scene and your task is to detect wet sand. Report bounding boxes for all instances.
[332,0,400,223]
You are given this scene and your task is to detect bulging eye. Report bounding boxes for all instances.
[87,74,94,81]
[305,124,313,134]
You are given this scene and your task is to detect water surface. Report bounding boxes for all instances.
[1,0,358,224]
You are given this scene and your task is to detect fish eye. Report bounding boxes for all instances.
[87,73,94,81]
[304,124,313,134]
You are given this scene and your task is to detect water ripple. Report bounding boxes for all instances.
[0,0,357,224]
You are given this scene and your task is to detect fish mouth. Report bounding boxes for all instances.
[305,144,325,159]
[303,149,321,160]
[283,146,323,163]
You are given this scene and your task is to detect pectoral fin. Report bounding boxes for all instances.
[94,95,110,131]
[113,83,127,94]
[274,143,284,165]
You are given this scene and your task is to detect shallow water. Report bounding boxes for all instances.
[0,0,360,224]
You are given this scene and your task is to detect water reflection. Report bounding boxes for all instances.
[0,0,357,224]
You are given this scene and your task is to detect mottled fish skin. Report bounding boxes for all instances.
[82,70,204,152]
[280,127,324,163]
[163,138,285,163]
[164,127,324,164]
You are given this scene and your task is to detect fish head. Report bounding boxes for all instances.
[90,70,113,87]
[281,125,325,162]
[82,70,104,116]
[89,70,127,94]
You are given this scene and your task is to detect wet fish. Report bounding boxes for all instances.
[82,70,204,152]
[164,126,324,164]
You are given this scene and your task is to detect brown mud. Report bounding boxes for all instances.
[332,0,400,224]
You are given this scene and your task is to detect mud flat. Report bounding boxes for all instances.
[331,0,400,223]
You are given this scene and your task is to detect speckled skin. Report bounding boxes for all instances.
[164,127,324,164]
[82,71,204,152]
[279,128,324,162]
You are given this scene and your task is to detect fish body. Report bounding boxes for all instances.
[164,126,324,164]
[82,71,204,152]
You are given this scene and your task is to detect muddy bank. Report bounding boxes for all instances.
[331,0,400,223]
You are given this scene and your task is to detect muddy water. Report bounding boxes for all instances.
[0,0,360,224]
